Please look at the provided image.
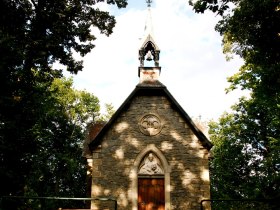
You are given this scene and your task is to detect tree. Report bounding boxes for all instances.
[1,77,101,209]
[97,103,116,122]
[209,108,279,209]
[0,0,127,201]
[0,0,127,118]
[189,0,280,207]
[0,0,127,131]
[188,0,279,93]
[0,0,127,75]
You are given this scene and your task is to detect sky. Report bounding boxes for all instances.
[65,0,245,121]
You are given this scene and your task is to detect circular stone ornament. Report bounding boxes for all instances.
[139,114,162,136]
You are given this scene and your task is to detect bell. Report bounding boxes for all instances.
[145,50,153,61]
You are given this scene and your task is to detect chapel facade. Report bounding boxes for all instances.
[83,2,212,210]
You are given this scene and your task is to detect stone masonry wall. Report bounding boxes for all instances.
[91,95,210,210]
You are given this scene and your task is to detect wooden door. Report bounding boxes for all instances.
[138,178,165,210]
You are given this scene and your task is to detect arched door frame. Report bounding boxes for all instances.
[131,144,171,210]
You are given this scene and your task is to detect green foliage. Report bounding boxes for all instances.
[209,97,280,208]
[97,103,116,122]
[188,0,231,15]
[50,77,100,128]
[189,0,280,207]
[0,0,127,75]
[190,0,279,94]
[0,76,101,209]
[0,1,126,206]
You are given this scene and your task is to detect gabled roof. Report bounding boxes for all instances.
[89,82,213,151]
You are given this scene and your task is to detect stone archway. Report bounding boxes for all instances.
[131,144,171,210]
[138,152,164,210]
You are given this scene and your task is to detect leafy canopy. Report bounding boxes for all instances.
[0,0,127,75]
[0,76,101,209]
[189,0,280,206]
[0,0,126,206]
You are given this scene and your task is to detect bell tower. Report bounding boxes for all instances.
[138,0,161,83]
[86,1,212,209]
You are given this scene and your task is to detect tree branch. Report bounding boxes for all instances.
[29,0,38,10]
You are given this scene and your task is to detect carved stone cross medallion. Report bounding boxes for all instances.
[139,114,162,136]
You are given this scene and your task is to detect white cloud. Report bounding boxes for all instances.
[68,0,245,120]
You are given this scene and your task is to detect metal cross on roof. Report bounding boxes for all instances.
[146,0,152,7]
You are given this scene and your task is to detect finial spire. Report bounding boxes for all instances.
[146,0,152,7]
[138,0,160,68]
[138,0,161,83]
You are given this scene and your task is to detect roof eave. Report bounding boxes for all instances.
[89,85,213,151]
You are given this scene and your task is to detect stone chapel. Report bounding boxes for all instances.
[83,1,213,210]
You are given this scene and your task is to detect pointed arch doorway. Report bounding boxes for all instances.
[138,153,165,210]
[132,144,171,210]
